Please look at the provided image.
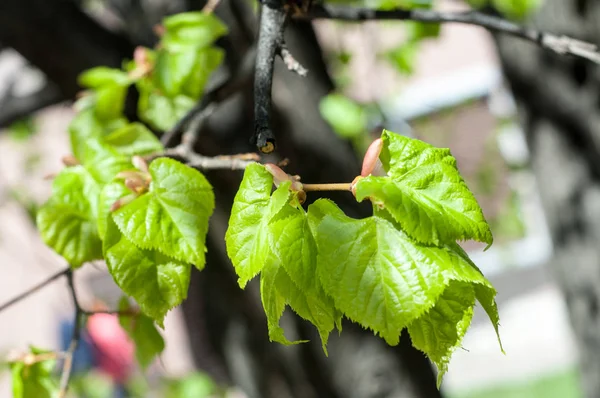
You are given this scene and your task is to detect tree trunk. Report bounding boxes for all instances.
[495,1,600,396]
[0,0,441,396]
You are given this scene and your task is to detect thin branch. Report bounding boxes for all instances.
[58,269,84,398]
[302,183,352,192]
[0,267,69,313]
[301,5,600,63]
[83,308,140,317]
[278,42,308,77]
[254,3,287,153]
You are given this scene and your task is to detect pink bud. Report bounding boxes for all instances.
[61,155,80,167]
[361,138,383,177]
[132,156,149,173]
[110,194,136,212]
[264,163,291,187]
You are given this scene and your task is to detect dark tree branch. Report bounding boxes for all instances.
[0,267,69,313]
[59,269,84,398]
[254,4,287,153]
[302,5,600,63]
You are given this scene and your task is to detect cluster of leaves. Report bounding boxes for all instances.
[226,130,502,384]
[30,12,226,386]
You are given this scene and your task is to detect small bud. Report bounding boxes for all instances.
[264,163,291,187]
[134,46,148,65]
[361,138,383,177]
[296,190,307,205]
[132,156,149,173]
[61,155,80,167]
[290,179,303,192]
[153,24,166,37]
[125,178,146,194]
[23,353,36,366]
[110,194,137,212]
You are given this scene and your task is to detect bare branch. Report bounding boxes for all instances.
[58,269,84,398]
[0,268,69,313]
[254,4,287,153]
[301,5,600,63]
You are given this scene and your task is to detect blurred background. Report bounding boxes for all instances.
[0,0,593,397]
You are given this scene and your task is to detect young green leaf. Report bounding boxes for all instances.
[138,86,196,131]
[269,208,337,351]
[10,347,58,398]
[112,158,214,269]
[355,130,493,246]
[37,166,102,267]
[162,12,228,51]
[97,181,130,239]
[104,217,191,326]
[78,67,131,88]
[69,108,127,162]
[319,94,368,139]
[260,259,307,346]
[225,163,292,287]
[407,281,476,386]
[118,297,165,369]
[310,200,446,345]
[309,199,500,352]
[103,123,163,157]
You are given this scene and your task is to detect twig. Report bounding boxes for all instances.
[254,3,287,153]
[301,5,600,64]
[202,0,222,14]
[58,269,84,398]
[302,183,352,192]
[278,42,308,76]
[0,267,69,313]
[83,308,140,316]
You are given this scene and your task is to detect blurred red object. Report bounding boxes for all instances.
[87,312,134,384]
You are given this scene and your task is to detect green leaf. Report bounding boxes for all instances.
[165,373,217,398]
[83,139,133,185]
[491,0,541,19]
[37,166,102,267]
[385,43,418,76]
[225,163,292,288]
[104,216,191,326]
[103,123,163,157]
[138,83,196,131]
[319,94,368,139]
[269,208,337,351]
[260,259,307,346]
[181,48,224,99]
[112,158,214,269]
[79,67,131,88]
[309,200,498,349]
[95,85,128,121]
[162,12,228,51]
[68,108,127,161]
[407,281,475,385]
[97,181,130,240]
[154,47,224,99]
[10,347,58,398]
[355,130,493,246]
[119,297,165,369]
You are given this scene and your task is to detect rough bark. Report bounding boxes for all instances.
[495,1,600,396]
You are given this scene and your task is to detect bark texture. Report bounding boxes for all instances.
[495,1,600,396]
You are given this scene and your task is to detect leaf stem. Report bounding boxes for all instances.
[302,183,352,192]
